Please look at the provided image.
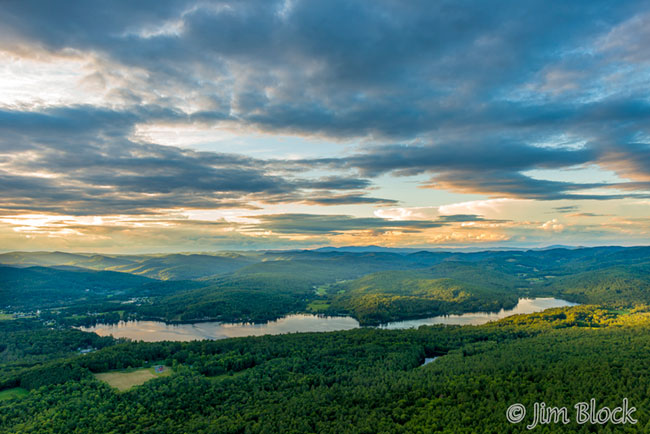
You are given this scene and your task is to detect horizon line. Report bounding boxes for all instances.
[2,244,650,256]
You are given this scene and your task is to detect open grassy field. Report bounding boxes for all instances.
[0,388,28,401]
[0,313,14,321]
[94,366,172,391]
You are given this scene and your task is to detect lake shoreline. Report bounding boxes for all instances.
[79,297,578,342]
[93,303,519,328]
[78,295,572,328]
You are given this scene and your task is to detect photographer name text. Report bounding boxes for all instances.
[506,398,637,429]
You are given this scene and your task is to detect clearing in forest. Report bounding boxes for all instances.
[94,365,172,391]
[0,388,28,401]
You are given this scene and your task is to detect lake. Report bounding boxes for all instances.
[380,297,577,329]
[80,297,577,342]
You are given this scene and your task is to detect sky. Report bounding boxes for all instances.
[0,0,649,252]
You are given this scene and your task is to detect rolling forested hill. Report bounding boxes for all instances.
[327,263,523,324]
[2,247,650,326]
[0,266,153,309]
[107,253,257,280]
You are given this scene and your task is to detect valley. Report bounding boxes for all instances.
[2,246,648,328]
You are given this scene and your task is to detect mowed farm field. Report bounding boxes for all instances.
[93,366,172,391]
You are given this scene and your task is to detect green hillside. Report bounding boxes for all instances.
[328,264,522,324]
[138,271,320,323]
[108,253,256,280]
[0,252,258,281]
[0,266,153,309]
[136,255,477,324]
[541,263,650,305]
[0,252,136,270]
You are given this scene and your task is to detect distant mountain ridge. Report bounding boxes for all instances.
[0,246,645,280]
[314,244,586,253]
[0,252,257,281]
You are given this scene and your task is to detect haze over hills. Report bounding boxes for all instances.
[314,244,586,253]
[0,244,589,266]
[0,245,633,273]
[0,251,258,280]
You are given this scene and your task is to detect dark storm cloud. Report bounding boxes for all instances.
[1,0,650,210]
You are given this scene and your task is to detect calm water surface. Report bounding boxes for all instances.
[81,297,577,342]
[380,297,577,329]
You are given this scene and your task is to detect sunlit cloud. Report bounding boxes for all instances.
[1,0,649,251]
[0,50,93,110]
[539,219,565,232]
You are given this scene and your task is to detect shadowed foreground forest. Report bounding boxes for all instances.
[2,305,650,433]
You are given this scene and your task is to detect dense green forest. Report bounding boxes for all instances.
[327,263,523,324]
[3,247,650,326]
[0,266,153,309]
[2,305,650,432]
[2,248,650,432]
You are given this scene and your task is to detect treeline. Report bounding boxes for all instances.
[0,320,115,390]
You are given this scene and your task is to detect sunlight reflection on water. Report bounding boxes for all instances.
[80,297,577,342]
